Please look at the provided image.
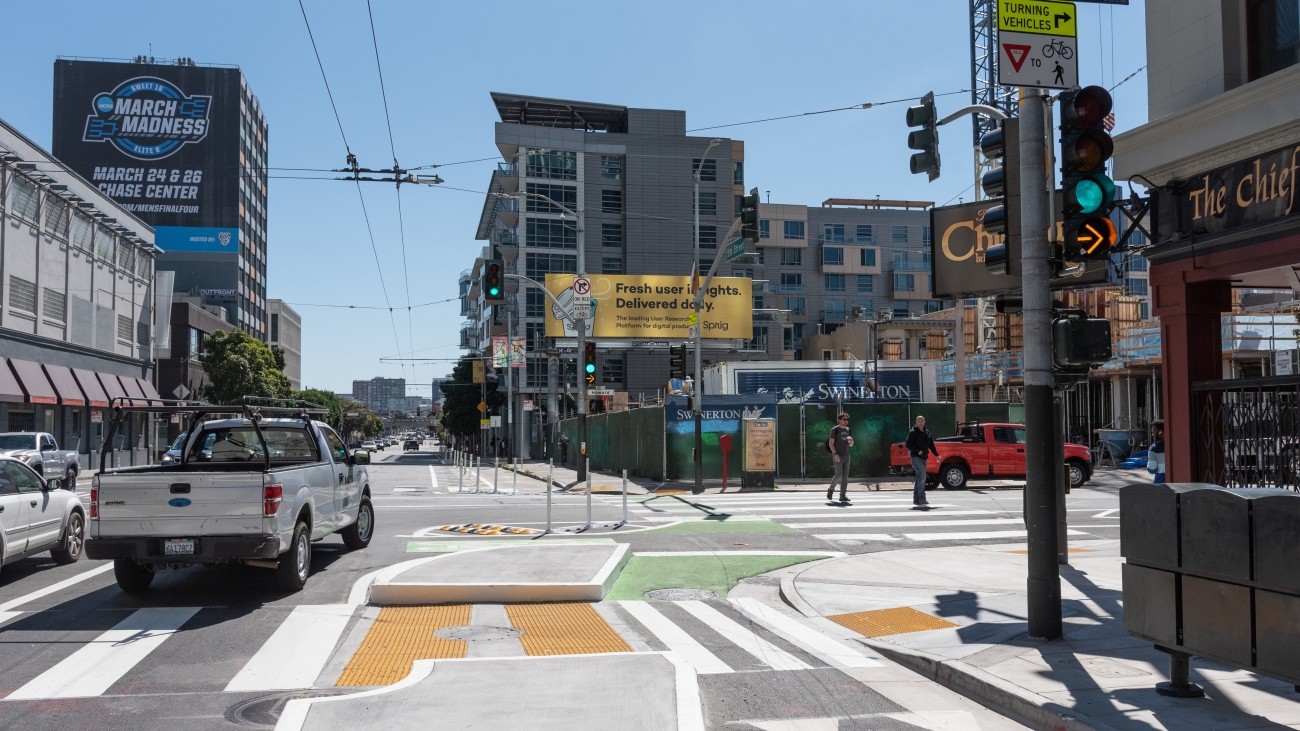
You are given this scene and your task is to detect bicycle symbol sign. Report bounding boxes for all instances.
[998,29,1077,89]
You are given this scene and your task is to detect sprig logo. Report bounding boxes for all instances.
[82,76,211,160]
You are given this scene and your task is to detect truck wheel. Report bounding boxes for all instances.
[1067,459,1090,488]
[64,468,78,491]
[114,559,155,592]
[51,511,85,564]
[940,463,969,490]
[276,522,311,592]
[342,497,374,550]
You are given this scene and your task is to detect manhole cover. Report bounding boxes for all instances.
[645,588,718,600]
[435,624,523,641]
[836,539,865,546]
[227,689,354,727]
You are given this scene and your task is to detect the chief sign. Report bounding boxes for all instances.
[932,200,1020,298]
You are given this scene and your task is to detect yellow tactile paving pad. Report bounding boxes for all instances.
[435,523,540,535]
[336,604,472,687]
[828,607,959,637]
[505,602,633,656]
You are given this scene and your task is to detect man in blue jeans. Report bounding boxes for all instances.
[905,415,940,505]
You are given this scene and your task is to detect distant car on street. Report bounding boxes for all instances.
[404,439,419,452]
[361,440,378,452]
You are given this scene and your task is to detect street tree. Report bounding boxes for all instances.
[293,388,344,430]
[199,330,291,405]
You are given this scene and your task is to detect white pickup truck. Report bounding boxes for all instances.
[87,399,374,592]
[0,432,80,486]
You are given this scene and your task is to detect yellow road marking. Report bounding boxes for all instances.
[828,607,958,637]
[505,602,632,656]
[336,604,471,687]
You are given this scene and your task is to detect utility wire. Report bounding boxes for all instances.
[687,89,972,132]
[297,0,351,155]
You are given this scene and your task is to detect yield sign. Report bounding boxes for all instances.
[1003,43,1031,72]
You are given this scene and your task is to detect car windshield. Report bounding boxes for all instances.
[190,426,319,463]
[0,435,36,450]
[169,433,188,451]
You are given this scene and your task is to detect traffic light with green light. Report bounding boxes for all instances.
[906,91,940,182]
[583,341,598,382]
[1059,86,1118,260]
[483,258,504,304]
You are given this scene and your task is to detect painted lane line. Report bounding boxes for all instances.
[730,598,882,669]
[7,606,200,699]
[617,601,731,675]
[634,551,845,557]
[0,563,114,612]
[811,534,900,541]
[756,510,995,519]
[0,611,21,628]
[904,529,1089,541]
[428,465,439,490]
[224,604,355,692]
[788,518,1029,529]
[677,600,811,672]
[1092,508,1119,518]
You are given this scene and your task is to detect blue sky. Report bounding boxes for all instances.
[2,1,1148,397]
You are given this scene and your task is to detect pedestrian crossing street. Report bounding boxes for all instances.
[0,593,882,702]
[630,491,1121,544]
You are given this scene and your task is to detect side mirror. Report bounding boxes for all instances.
[42,443,55,452]
[45,477,63,491]
[353,450,371,465]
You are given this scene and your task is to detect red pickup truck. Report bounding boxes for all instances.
[890,421,1094,490]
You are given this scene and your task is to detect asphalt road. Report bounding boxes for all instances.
[0,444,1139,729]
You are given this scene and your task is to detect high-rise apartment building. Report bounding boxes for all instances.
[51,58,270,339]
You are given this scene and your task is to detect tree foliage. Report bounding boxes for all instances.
[198,330,291,405]
[292,388,343,430]
[440,357,501,439]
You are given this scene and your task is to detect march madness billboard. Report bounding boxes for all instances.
[52,60,243,252]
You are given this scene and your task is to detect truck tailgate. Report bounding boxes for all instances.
[94,472,268,538]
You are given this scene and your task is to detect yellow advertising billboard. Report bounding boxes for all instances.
[544,274,752,339]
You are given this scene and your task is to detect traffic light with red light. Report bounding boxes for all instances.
[483,258,504,304]
[1059,86,1118,260]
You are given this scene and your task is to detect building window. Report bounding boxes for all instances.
[823,247,844,266]
[892,225,908,242]
[526,218,577,248]
[138,254,151,280]
[825,274,846,292]
[783,221,805,240]
[189,327,202,356]
[525,252,576,279]
[734,194,744,217]
[857,275,874,292]
[823,224,846,242]
[698,225,717,249]
[44,198,70,239]
[8,276,37,314]
[117,314,133,344]
[824,300,846,320]
[270,313,280,341]
[759,220,770,239]
[525,149,577,180]
[97,231,115,262]
[42,288,66,322]
[780,272,803,291]
[137,321,150,346]
[1126,278,1150,297]
[117,241,136,272]
[10,176,40,222]
[1248,0,1300,80]
[924,300,943,314]
[786,297,805,315]
[693,191,715,216]
[860,248,877,267]
[922,226,932,244]
[893,300,910,319]
[601,155,623,180]
[733,161,744,185]
[692,158,717,182]
[525,183,576,214]
[602,357,624,384]
[601,223,623,247]
[601,256,623,274]
[780,248,802,266]
[856,224,874,243]
[70,212,94,252]
[892,273,916,291]
[602,189,623,213]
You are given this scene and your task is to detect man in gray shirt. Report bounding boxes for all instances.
[827,413,854,503]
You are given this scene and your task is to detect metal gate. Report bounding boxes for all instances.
[1192,375,1300,490]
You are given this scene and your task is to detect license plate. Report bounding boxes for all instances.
[164,539,195,555]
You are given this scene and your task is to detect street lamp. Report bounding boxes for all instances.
[692,138,723,493]
[504,188,589,481]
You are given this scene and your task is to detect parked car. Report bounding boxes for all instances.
[890,421,1094,490]
[0,432,80,487]
[0,456,85,577]
[404,439,419,452]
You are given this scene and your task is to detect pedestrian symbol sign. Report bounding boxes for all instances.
[997,29,1077,89]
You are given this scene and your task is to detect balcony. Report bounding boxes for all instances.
[771,283,804,294]
[817,236,877,246]
[495,162,518,192]
[891,260,931,272]
[494,229,519,261]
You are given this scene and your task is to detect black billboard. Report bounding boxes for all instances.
[52,60,243,253]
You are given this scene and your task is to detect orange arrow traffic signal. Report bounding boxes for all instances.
[586,373,596,384]
[1073,216,1118,259]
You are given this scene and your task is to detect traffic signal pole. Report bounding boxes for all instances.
[1019,89,1063,640]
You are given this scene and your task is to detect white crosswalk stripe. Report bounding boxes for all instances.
[617,601,731,674]
[224,604,356,692]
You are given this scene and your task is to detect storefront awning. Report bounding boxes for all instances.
[97,372,130,406]
[42,364,86,407]
[9,358,59,405]
[0,359,25,403]
[134,378,163,406]
[121,377,147,402]
[72,368,110,408]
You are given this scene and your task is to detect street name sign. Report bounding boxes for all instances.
[588,388,614,396]
[724,237,747,262]
[997,1,1078,89]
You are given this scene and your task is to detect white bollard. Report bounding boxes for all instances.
[545,459,554,535]
[474,456,481,494]
[584,457,593,531]
[492,456,500,494]
[511,457,518,495]
[619,469,628,527]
